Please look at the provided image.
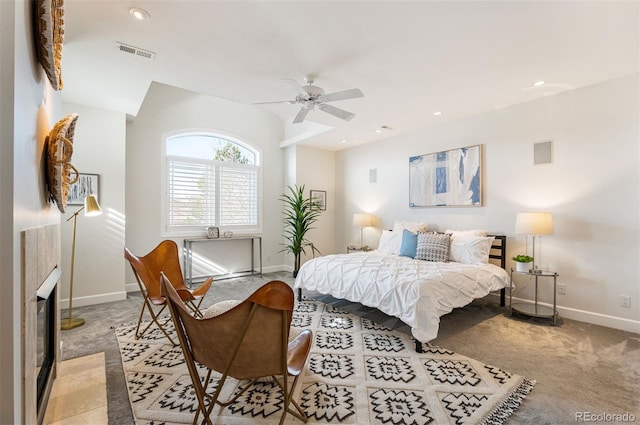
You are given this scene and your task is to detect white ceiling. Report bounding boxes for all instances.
[61,1,638,151]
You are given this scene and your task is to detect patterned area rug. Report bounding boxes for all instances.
[116,299,535,424]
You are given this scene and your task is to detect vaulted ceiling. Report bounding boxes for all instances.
[61,1,638,150]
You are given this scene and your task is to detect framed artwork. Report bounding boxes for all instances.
[409,144,482,207]
[67,173,99,205]
[310,190,326,211]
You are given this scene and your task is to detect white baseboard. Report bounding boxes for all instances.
[503,294,640,334]
[60,291,127,309]
[125,282,139,293]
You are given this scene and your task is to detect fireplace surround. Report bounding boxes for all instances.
[23,224,61,425]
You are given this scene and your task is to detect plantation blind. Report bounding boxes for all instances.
[219,164,259,226]
[167,156,259,231]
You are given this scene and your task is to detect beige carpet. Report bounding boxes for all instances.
[116,299,534,424]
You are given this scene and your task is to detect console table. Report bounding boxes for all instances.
[183,236,262,285]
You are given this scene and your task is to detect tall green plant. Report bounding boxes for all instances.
[280,184,321,276]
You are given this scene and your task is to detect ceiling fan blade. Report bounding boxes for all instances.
[283,79,309,97]
[318,103,355,121]
[292,107,310,123]
[321,88,364,102]
[252,100,296,105]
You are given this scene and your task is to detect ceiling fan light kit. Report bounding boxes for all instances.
[255,74,363,124]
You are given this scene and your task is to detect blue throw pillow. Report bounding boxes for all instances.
[399,229,418,258]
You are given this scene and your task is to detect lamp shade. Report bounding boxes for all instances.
[84,195,102,217]
[353,213,374,228]
[515,212,553,235]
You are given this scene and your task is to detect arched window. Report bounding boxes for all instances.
[162,131,261,235]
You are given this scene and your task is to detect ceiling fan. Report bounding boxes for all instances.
[254,74,364,124]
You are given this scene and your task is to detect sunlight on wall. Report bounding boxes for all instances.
[101,207,126,250]
[187,251,228,278]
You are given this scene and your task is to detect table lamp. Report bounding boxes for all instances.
[353,213,374,249]
[514,212,554,273]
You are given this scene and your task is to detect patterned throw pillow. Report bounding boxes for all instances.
[415,232,451,262]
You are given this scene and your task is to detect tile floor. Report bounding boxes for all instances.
[43,352,108,425]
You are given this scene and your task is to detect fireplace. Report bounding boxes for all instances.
[35,268,60,424]
[23,224,61,425]
[36,268,59,423]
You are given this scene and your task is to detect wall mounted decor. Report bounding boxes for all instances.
[46,113,79,213]
[409,144,482,207]
[67,173,99,205]
[36,0,65,90]
[310,190,326,210]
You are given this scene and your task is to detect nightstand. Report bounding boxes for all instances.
[509,268,559,325]
[347,245,370,253]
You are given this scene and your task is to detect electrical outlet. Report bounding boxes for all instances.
[621,295,631,308]
[557,284,567,295]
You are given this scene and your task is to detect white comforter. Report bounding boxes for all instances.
[294,252,510,343]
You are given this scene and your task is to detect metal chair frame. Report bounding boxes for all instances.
[124,240,212,346]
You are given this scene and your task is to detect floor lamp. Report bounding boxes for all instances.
[62,194,102,330]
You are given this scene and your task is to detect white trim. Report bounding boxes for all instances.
[60,291,127,309]
[503,294,640,334]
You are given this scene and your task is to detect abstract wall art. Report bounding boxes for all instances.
[409,145,482,207]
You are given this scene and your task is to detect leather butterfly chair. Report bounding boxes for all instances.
[124,240,213,346]
[161,273,312,425]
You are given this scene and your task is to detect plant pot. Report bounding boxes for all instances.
[515,261,531,273]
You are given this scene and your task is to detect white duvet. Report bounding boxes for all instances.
[294,251,510,343]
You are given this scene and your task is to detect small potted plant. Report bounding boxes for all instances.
[512,254,534,273]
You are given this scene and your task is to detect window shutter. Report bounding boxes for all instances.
[219,164,258,226]
[164,134,261,235]
[168,158,215,227]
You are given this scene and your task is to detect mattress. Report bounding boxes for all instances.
[294,251,510,343]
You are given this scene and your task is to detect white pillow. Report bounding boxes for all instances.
[450,235,494,264]
[376,230,402,255]
[445,229,488,237]
[393,220,428,234]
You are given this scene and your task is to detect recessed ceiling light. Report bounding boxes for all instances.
[433,111,442,116]
[129,7,150,20]
[533,80,545,87]
[341,139,348,143]
[376,125,391,133]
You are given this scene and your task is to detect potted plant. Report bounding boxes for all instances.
[512,254,534,273]
[280,184,321,277]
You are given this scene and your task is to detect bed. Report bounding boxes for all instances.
[294,227,509,352]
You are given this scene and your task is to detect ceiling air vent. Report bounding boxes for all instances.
[116,42,156,60]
